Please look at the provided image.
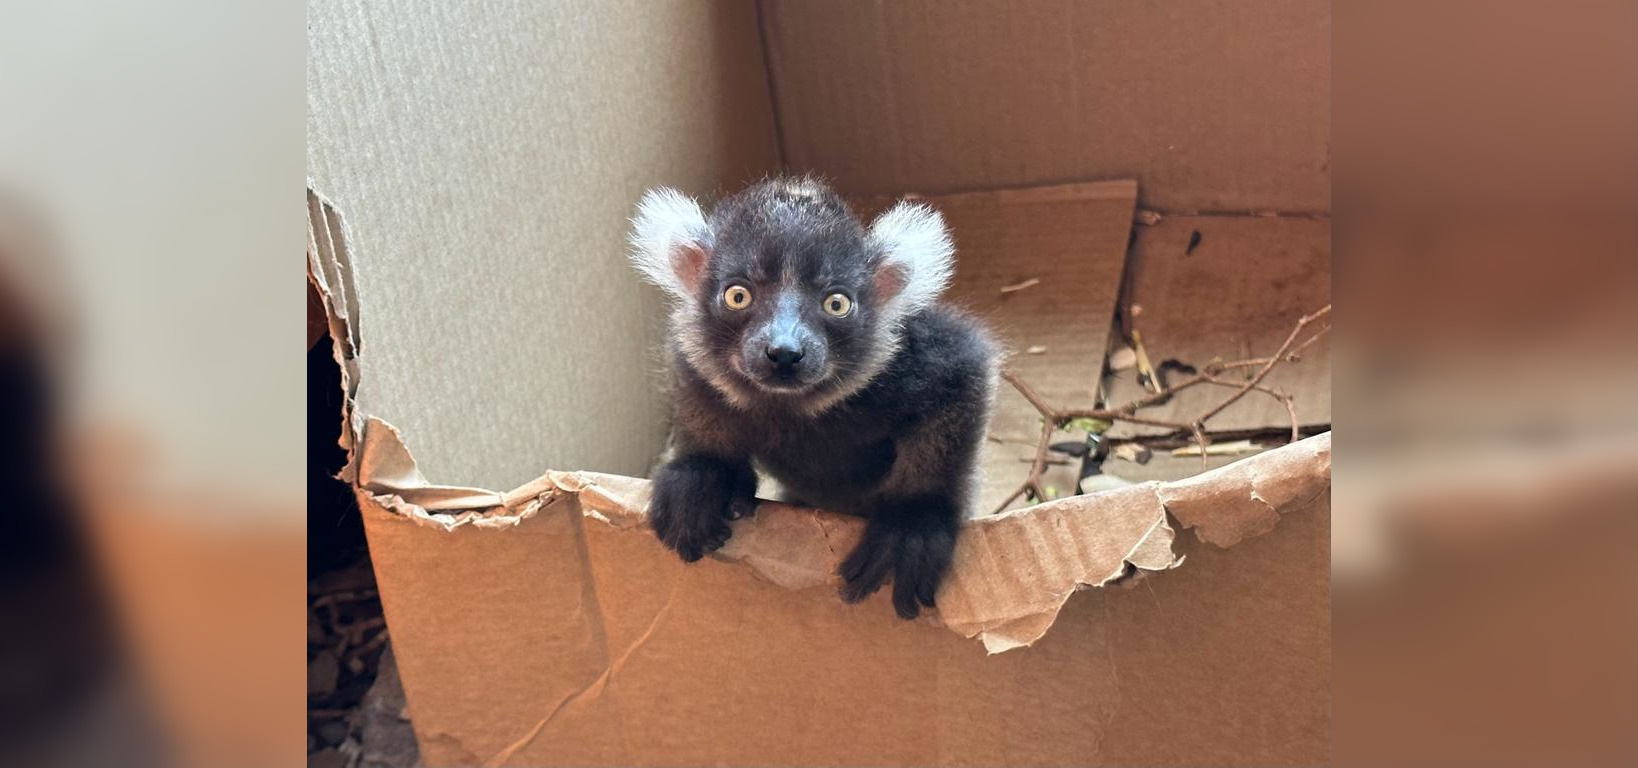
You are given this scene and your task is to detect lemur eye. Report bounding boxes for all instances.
[723,285,753,310]
[822,293,853,317]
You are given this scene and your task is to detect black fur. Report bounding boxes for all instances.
[637,177,997,619]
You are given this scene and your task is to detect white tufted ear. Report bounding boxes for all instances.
[629,187,711,301]
[868,201,955,314]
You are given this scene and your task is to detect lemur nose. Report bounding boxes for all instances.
[766,343,805,367]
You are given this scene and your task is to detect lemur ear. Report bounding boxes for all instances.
[630,187,711,300]
[868,201,955,313]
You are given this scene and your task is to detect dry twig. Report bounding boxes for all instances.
[994,304,1329,514]
[311,590,377,610]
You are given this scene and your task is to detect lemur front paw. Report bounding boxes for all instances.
[839,497,960,619]
[648,456,756,562]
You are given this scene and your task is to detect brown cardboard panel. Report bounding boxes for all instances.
[1106,215,1330,437]
[359,476,1329,766]
[1100,491,1330,766]
[762,0,1330,212]
[360,496,627,766]
[857,181,1137,514]
[360,422,1345,657]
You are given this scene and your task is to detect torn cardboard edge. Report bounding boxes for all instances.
[308,187,364,485]
[351,409,1328,653]
[309,185,1332,655]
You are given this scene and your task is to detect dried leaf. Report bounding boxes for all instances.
[1111,442,1153,465]
[1049,440,1088,457]
[1131,330,1160,393]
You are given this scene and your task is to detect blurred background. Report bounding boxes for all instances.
[1333,2,1638,765]
[1,1,1635,766]
[1,1,302,766]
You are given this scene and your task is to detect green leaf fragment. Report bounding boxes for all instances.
[1066,417,1113,435]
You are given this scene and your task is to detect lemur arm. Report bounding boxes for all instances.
[647,381,758,562]
[839,370,991,619]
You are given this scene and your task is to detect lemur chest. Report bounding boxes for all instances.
[743,417,898,508]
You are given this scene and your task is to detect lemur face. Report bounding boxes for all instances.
[631,177,955,413]
[699,180,880,401]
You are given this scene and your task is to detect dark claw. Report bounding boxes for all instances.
[892,575,920,619]
[916,568,938,608]
[725,495,756,520]
[839,531,895,603]
[891,535,925,618]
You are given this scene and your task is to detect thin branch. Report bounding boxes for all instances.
[1196,375,1299,444]
[993,304,1329,513]
[990,419,1054,514]
[1109,374,1210,413]
[999,368,1055,417]
[1059,408,1193,431]
[1204,323,1330,374]
[1189,422,1210,470]
[1195,305,1330,424]
[310,590,377,609]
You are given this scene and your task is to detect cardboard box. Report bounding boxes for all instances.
[308,2,1330,764]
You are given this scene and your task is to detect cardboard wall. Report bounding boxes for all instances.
[362,488,1329,766]
[762,0,1330,212]
[307,0,779,489]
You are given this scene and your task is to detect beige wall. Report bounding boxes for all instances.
[308,1,778,488]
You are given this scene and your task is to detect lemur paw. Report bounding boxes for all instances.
[649,456,756,562]
[839,498,960,619]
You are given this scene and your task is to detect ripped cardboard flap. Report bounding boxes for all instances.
[354,411,1330,653]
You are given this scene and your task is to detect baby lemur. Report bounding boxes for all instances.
[629,177,998,619]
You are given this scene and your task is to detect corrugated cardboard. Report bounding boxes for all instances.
[1106,215,1331,438]
[357,477,1329,766]
[307,0,779,490]
[761,0,1329,212]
